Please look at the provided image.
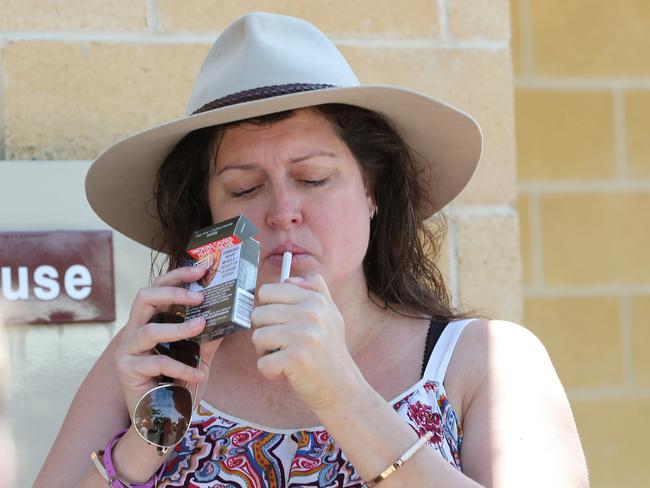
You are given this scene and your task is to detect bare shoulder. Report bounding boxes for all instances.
[454,317,548,359]
[446,319,589,487]
[446,319,550,411]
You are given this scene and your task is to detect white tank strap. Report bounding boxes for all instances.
[423,318,476,383]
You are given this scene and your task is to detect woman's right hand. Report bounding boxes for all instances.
[113,266,223,419]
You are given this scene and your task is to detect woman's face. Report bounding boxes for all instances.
[208,109,374,295]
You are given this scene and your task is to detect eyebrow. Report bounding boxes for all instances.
[216,150,336,175]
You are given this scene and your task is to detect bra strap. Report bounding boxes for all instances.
[420,318,448,378]
[423,318,477,383]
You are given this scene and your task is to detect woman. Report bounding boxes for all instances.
[36,12,588,488]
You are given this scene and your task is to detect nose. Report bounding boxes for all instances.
[265,185,303,229]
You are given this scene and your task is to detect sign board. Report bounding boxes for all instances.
[0,231,115,324]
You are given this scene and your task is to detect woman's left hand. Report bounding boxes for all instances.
[250,274,365,412]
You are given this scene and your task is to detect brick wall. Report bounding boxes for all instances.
[0,2,518,485]
[512,0,650,486]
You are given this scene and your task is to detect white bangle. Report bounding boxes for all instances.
[365,430,433,487]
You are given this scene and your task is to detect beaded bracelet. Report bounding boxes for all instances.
[365,430,434,487]
[90,428,168,487]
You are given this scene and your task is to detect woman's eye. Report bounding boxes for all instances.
[230,177,329,197]
[301,177,330,187]
[232,186,259,198]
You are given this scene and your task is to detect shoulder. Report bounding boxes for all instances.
[446,319,589,486]
[451,317,550,367]
[454,317,547,354]
[457,319,548,361]
[448,318,554,408]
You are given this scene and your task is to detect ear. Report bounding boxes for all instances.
[365,181,376,213]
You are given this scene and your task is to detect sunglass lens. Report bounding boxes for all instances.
[154,339,200,369]
[167,339,200,368]
[134,385,193,447]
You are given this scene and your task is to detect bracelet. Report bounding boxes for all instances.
[91,450,110,482]
[365,430,433,487]
[90,428,168,487]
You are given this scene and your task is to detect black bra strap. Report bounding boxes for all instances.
[421,317,449,378]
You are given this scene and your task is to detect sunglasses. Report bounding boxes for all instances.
[132,311,200,455]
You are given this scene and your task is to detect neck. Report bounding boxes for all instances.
[329,272,391,358]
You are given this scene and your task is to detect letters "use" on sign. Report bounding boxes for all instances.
[1,265,92,301]
[0,231,115,323]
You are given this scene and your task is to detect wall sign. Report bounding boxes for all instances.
[0,231,115,324]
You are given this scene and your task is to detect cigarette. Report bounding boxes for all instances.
[280,251,292,283]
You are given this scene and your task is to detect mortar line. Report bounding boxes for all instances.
[520,0,534,76]
[524,284,650,296]
[0,31,509,50]
[619,295,635,388]
[530,194,544,287]
[519,180,650,193]
[437,0,451,42]
[336,38,508,49]
[146,0,160,33]
[612,87,629,180]
[516,76,650,90]
[568,386,650,401]
[0,31,214,43]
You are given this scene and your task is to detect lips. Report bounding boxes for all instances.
[267,243,309,257]
[265,243,311,266]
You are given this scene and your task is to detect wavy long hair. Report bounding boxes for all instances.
[153,104,476,322]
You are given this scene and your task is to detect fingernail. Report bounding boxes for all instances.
[188,291,203,300]
[286,276,305,284]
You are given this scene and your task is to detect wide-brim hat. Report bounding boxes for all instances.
[86,12,482,252]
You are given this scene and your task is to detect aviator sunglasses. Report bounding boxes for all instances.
[132,310,201,454]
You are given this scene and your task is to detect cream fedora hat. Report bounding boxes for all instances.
[86,11,482,251]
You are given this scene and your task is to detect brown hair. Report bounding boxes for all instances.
[154,104,476,322]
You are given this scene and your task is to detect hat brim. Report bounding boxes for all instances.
[85,85,482,251]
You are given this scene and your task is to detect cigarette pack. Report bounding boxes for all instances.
[183,215,260,343]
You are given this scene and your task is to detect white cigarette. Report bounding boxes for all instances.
[280,251,292,283]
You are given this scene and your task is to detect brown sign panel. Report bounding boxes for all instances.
[0,231,115,324]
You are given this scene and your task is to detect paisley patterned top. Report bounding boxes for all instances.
[159,319,474,487]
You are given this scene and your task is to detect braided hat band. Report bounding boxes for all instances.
[191,83,336,115]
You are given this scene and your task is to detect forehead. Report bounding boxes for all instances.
[215,109,346,164]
